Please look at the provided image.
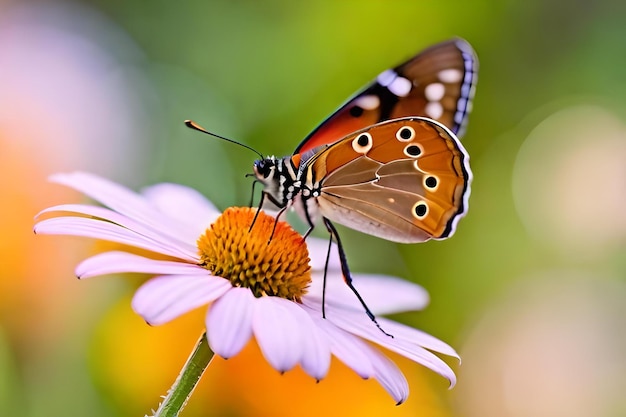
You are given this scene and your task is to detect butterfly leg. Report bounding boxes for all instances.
[323,218,393,338]
[321,232,332,319]
[267,206,289,244]
[249,191,266,233]
[250,191,288,244]
[247,179,260,208]
[301,202,317,240]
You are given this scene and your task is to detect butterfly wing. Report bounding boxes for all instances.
[295,38,478,154]
[305,117,471,243]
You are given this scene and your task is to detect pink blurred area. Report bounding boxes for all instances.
[0,2,151,349]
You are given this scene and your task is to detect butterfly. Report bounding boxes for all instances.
[188,38,477,333]
[253,38,476,235]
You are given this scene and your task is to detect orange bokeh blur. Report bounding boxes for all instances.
[0,131,86,349]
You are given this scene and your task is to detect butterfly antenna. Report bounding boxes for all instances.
[184,120,264,159]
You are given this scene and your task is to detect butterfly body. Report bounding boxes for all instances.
[253,38,477,244]
[253,116,471,243]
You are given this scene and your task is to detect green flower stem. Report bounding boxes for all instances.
[153,332,214,417]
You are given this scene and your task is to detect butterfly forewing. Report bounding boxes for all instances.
[306,118,471,243]
[388,39,477,137]
[295,38,477,154]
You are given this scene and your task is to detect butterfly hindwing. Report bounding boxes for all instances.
[295,38,478,154]
[307,118,471,243]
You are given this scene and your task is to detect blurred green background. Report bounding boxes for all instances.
[1,0,625,416]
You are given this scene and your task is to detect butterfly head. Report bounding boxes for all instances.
[253,156,283,206]
[253,155,302,209]
[253,156,278,181]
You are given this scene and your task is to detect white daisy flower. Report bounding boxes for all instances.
[34,172,458,404]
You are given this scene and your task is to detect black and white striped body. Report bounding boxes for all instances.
[253,150,323,229]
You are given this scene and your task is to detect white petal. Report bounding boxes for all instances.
[252,297,304,373]
[289,305,331,380]
[132,274,231,325]
[384,339,456,387]
[206,288,255,359]
[377,317,459,359]
[352,274,430,314]
[141,183,220,239]
[76,251,202,279]
[36,203,198,257]
[369,348,409,405]
[305,273,430,315]
[49,172,194,243]
[309,312,374,379]
[326,307,457,386]
[50,171,159,217]
[35,217,198,262]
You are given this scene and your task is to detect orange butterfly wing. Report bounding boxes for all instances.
[296,38,477,154]
[305,118,471,243]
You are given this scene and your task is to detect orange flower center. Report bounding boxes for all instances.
[197,207,311,302]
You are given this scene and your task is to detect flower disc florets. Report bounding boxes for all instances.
[197,207,311,302]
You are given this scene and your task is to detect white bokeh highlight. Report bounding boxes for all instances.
[457,271,626,417]
[512,105,626,260]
